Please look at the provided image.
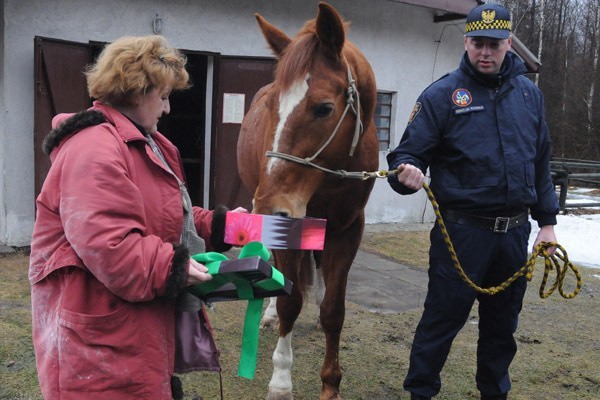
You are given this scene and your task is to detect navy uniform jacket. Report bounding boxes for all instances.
[387,51,559,227]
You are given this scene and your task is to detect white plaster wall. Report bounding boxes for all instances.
[349,3,466,224]
[0,0,466,246]
[0,2,7,246]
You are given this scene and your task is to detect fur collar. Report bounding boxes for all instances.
[42,110,107,155]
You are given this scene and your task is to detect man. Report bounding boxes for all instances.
[386,3,559,400]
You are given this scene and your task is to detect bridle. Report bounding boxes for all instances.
[265,63,373,180]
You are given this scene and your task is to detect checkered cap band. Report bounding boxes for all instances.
[465,19,512,33]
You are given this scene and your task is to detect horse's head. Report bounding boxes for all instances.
[238,2,377,218]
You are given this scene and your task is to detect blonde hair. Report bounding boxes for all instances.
[86,35,190,106]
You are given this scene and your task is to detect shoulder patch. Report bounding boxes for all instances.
[407,102,422,125]
[452,88,472,107]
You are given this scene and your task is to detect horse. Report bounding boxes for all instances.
[237,3,378,399]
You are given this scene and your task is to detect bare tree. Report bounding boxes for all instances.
[499,0,600,159]
[535,0,545,86]
[586,1,600,132]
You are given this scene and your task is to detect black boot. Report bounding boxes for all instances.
[171,375,184,400]
[411,393,431,400]
[481,394,507,400]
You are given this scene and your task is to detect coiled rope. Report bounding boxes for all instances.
[367,169,583,299]
[422,181,582,299]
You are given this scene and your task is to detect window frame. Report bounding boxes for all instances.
[374,90,395,151]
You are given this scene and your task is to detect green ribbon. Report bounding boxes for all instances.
[190,242,282,379]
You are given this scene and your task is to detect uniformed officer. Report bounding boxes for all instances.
[386,3,559,400]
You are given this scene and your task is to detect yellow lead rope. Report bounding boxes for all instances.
[422,182,582,299]
[316,163,582,299]
[366,168,582,299]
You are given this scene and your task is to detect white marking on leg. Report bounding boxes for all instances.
[267,74,310,174]
[261,297,279,328]
[314,267,325,308]
[314,268,325,330]
[268,332,294,396]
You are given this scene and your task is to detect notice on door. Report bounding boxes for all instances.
[223,93,245,124]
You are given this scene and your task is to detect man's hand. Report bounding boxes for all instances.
[533,225,557,256]
[396,163,425,191]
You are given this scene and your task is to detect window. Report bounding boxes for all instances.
[375,91,393,151]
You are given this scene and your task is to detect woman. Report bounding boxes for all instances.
[29,35,243,399]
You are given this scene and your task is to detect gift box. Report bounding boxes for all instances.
[188,255,293,302]
[224,211,326,250]
[187,242,293,380]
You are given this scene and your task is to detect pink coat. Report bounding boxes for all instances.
[30,102,223,399]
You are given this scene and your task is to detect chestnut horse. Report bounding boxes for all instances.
[237,3,378,399]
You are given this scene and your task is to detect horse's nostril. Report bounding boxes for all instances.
[274,211,289,218]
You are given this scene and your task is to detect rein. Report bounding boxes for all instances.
[265,63,363,175]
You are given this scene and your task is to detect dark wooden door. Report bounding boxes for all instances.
[34,39,212,208]
[34,36,92,199]
[210,57,276,210]
[33,39,275,212]
[158,52,210,206]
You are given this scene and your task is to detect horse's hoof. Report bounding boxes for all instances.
[320,392,342,400]
[320,386,342,400]
[266,387,294,400]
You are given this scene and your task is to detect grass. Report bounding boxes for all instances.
[0,251,41,400]
[361,229,431,270]
[1,229,599,399]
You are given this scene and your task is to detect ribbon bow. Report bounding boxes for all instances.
[189,242,285,379]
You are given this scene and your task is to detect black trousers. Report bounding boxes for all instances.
[404,221,531,398]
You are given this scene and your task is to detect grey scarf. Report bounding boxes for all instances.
[146,134,204,311]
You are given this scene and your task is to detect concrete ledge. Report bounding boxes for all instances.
[0,244,16,254]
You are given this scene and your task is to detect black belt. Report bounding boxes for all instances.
[441,209,529,233]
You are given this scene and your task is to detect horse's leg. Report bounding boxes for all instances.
[313,252,324,330]
[262,249,318,329]
[267,329,295,400]
[267,250,305,400]
[318,218,363,400]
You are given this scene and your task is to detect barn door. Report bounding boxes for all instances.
[211,57,276,210]
[34,38,212,208]
[158,52,210,207]
[34,36,92,199]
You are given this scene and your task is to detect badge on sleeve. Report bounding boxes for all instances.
[408,102,422,124]
[452,89,472,107]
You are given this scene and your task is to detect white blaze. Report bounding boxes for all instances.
[267,74,310,174]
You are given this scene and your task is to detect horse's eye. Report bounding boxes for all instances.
[314,103,334,118]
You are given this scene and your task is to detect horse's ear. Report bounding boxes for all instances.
[255,13,292,57]
[316,2,345,60]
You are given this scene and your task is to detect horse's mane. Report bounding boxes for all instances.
[275,19,350,90]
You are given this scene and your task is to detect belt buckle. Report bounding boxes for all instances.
[493,216,510,233]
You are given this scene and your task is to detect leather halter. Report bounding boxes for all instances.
[265,63,364,178]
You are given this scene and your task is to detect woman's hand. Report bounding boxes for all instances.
[185,258,213,285]
[230,206,248,213]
